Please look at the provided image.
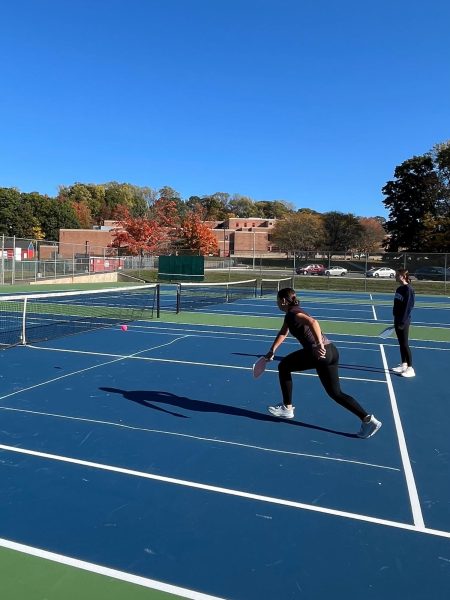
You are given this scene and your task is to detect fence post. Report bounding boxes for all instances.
[1,234,4,285]
[445,252,448,292]
[364,255,368,292]
[12,235,16,285]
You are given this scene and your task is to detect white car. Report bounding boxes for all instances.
[365,267,396,278]
[325,266,348,276]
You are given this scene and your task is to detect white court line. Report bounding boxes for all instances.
[0,337,190,402]
[172,311,450,335]
[131,330,385,354]
[379,345,425,529]
[411,322,450,330]
[192,307,374,321]
[135,317,450,339]
[0,406,400,472]
[21,346,387,385]
[369,294,378,321]
[128,324,450,350]
[0,443,448,539]
[0,537,225,600]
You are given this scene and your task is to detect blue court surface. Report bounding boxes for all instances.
[0,291,449,599]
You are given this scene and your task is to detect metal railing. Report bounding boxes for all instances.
[1,236,448,294]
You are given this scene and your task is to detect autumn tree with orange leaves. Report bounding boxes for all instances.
[177,207,219,255]
[110,200,219,257]
[109,199,179,257]
[357,217,386,253]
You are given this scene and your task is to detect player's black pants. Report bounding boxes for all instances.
[395,322,412,366]
[278,343,368,420]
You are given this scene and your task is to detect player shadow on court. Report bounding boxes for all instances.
[233,353,389,375]
[100,387,357,438]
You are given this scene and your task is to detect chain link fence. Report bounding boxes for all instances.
[1,236,448,294]
[0,235,156,284]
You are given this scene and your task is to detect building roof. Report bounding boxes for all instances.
[3,239,35,249]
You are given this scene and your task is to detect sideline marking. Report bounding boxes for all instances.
[0,443,447,539]
[0,406,400,472]
[0,337,190,402]
[0,537,226,600]
[128,324,450,350]
[379,344,425,529]
[20,346,386,385]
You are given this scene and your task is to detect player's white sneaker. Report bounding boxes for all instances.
[268,404,294,419]
[357,415,382,439]
[401,367,416,378]
[392,363,407,373]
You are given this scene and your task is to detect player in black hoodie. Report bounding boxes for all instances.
[392,268,415,377]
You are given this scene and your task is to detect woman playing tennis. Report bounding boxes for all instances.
[264,287,381,438]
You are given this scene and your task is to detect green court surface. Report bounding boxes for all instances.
[0,546,185,600]
[157,311,450,343]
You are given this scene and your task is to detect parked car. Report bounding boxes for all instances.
[365,267,396,278]
[325,266,348,276]
[414,266,449,281]
[295,264,325,275]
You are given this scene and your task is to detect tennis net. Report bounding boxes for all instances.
[260,277,294,296]
[176,279,257,313]
[0,283,160,348]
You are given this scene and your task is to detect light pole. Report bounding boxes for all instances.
[252,231,256,270]
[223,230,228,259]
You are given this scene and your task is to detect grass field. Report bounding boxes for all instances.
[0,268,448,296]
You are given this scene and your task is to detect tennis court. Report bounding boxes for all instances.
[0,283,449,599]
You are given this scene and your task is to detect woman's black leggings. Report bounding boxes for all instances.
[278,343,368,420]
[395,322,412,366]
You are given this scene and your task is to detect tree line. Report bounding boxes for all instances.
[271,211,386,255]
[382,141,450,252]
[0,139,448,254]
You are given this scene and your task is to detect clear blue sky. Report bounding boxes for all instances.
[1,0,449,217]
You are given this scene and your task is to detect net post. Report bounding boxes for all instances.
[176,284,181,314]
[21,297,27,345]
[156,284,160,318]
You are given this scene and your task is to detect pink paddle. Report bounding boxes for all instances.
[252,356,268,379]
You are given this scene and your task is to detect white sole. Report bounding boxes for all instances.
[268,408,294,419]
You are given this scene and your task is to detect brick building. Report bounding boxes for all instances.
[57,218,278,258]
[58,221,118,257]
[208,217,277,257]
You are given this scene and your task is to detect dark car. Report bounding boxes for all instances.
[414,266,449,281]
[295,264,325,275]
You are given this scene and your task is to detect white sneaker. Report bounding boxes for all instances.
[401,367,415,378]
[392,363,407,373]
[357,415,382,439]
[268,404,294,419]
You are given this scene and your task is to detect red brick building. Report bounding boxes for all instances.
[58,218,278,258]
[207,217,277,257]
[58,221,118,257]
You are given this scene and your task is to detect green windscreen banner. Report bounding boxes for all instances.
[158,256,205,281]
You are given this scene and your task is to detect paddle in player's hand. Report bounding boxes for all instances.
[252,356,268,379]
[379,325,395,339]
